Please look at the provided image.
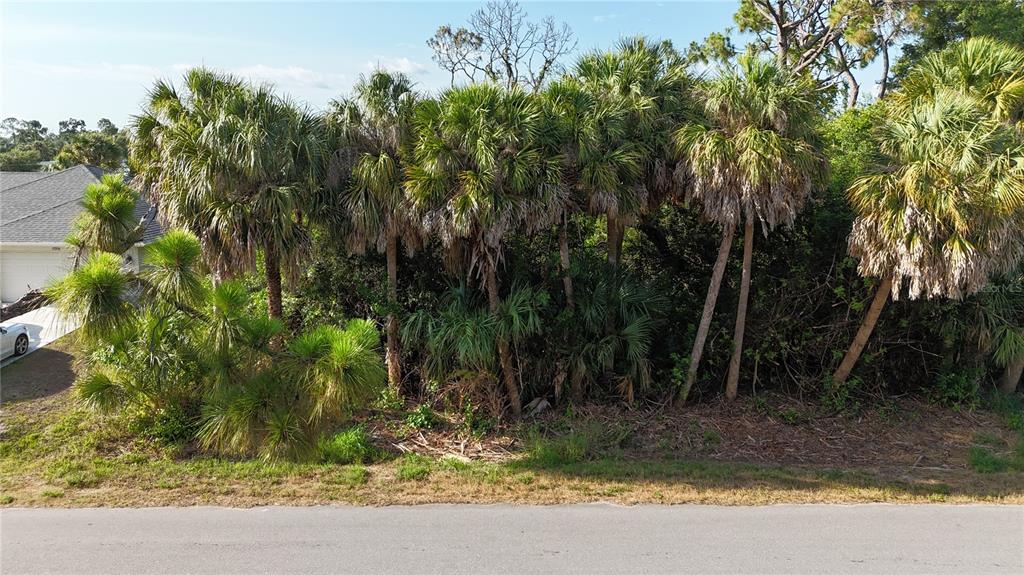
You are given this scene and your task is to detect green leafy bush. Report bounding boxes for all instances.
[319,427,378,465]
[405,405,440,429]
[821,376,862,414]
[50,230,387,461]
[932,367,983,409]
[132,404,197,445]
[373,387,405,412]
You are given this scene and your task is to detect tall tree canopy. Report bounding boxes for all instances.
[407,82,560,415]
[571,37,694,269]
[427,0,575,91]
[895,0,1024,78]
[328,69,421,391]
[675,53,825,400]
[833,38,1024,384]
[131,68,324,318]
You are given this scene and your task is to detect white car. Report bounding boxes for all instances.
[1,324,30,359]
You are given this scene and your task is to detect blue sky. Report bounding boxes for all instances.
[2,1,883,131]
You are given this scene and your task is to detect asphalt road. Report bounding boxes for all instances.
[2,504,1022,574]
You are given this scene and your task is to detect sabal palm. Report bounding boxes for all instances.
[833,90,1024,384]
[946,267,1024,394]
[406,83,558,416]
[130,68,324,318]
[402,284,544,397]
[540,77,638,307]
[330,70,419,392]
[834,38,1024,385]
[572,37,692,269]
[675,54,823,401]
[895,37,1024,130]
[993,267,1024,393]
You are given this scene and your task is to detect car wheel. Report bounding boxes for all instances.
[14,334,29,356]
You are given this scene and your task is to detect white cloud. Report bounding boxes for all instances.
[593,14,619,23]
[229,65,346,90]
[365,56,429,76]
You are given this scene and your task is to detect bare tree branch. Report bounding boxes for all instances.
[426,0,576,92]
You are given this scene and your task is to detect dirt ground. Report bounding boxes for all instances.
[369,397,1019,477]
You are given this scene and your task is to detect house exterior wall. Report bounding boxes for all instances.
[0,244,74,303]
[0,243,147,303]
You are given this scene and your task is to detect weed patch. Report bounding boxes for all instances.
[320,426,379,465]
[396,454,432,481]
[324,466,369,486]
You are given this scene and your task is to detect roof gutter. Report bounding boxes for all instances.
[0,242,69,248]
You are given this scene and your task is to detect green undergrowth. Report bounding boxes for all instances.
[968,393,1024,473]
[3,394,1024,506]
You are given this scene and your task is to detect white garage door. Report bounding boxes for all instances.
[1,248,72,303]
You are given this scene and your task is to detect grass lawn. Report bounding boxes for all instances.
[2,339,1024,507]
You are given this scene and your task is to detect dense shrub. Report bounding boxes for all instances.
[49,232,387,461]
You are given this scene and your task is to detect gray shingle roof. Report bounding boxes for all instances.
[0,165,161,244]
[0,171,50,190]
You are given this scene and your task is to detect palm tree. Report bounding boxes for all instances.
[406,83,558,416]
[539,76,636,308]
[66,173,154,265]
[832,91,1024,385]
[895,37,1024,131]
[327,70,419,392]
[130,68,324,319]
[953,269,1024,395]
[46,252,136,343]
[675,54,824,401]
[571,37,692,270]
[833,38,1024,386]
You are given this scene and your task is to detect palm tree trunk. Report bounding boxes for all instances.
[385,231,402,393]
[485,265,522,417]
[607,211,623,269]
[832,276,894,385]
[265,244,283,319]
[680,222,736,403]
[724,218,754,400]
[998,359,1023,395]
[559,215,575,309]
[604,212,624,382]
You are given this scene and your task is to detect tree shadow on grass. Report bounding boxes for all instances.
[508,448,1024,502]
[493,412,1024,502]
[1,346,76,403]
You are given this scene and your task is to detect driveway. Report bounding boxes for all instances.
[0,305,77,368]
[2,504,1022,574]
